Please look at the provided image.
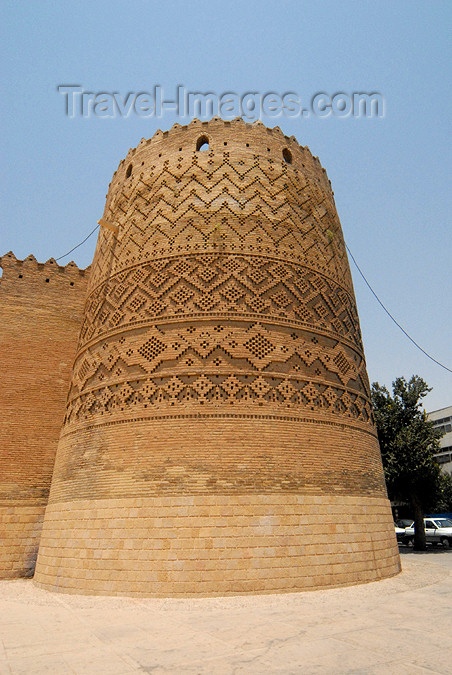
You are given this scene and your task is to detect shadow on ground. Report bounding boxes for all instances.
[398,545,452,555]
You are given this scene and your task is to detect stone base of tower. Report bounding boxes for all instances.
[0,501,46,579]
[34,494,400,596]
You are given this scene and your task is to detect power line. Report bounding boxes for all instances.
[53,225,451,373]
[55,224,100,261]
[345,243,452,374]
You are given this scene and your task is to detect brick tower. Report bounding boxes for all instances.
[34,118,400,596]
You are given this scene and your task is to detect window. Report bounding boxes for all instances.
[125,164,132,178]
[282,148,292,164]
[196,136,209,152]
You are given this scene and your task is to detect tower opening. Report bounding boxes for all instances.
[282,148,292,164]
[196,136,209,151]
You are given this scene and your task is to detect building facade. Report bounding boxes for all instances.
[428,406,452,475]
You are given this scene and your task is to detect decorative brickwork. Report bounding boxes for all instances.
[33,119,400,595]
[0,253,89,578]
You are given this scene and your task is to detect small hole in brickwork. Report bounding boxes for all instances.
[45,278,49,283]
[246,143,249,147]
[70,281,74,286]
[18,274,23,278]
[179,147,182,151]
[196,135,209,151]
[267,148,270,152]
[224,142,227,146]
[126,164,132,178]
[283,148,292,164]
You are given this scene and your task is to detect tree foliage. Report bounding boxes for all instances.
[371,375,444,549]
[431,472,452,514]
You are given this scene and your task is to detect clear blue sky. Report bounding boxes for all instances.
[1,0,450,411]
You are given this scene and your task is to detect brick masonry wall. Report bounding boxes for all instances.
[0,253,89,577]
[48,417,386,502]
[34,119,400,595]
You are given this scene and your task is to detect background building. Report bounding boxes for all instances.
[428,405,452,475]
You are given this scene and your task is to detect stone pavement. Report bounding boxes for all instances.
[0,548,451,674]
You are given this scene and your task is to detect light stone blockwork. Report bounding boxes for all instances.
[0,502,46,579]
[35,495,400,596]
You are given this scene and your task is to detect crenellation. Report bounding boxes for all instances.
[104,118,335,216]
[0,253,89,290]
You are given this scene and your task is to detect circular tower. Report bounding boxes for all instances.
[34,118,400,596]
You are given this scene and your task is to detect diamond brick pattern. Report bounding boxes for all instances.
[244,333,275,359]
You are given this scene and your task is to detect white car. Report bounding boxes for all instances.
[394,523,408,543]
[404,518,452,548]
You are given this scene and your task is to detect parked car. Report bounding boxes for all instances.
[394,523,407,543]
[394,519,414,544]
[396,519,414,529]
[404,518,452,548]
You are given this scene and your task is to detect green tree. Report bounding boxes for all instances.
[431,472,452,514]
[371,376,444,550]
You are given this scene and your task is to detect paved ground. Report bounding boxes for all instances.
[0,548,451,674]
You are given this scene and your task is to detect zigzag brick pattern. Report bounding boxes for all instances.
[0,253,89,578]
[34,119,400,595]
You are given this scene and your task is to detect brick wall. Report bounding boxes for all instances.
[0,253,89,577]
